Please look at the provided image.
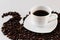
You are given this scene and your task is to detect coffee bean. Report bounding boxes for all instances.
[1,12,22,40]
[1,11,60,40]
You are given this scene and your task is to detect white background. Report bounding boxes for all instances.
[0,0,60,40]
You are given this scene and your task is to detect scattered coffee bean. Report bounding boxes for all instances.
[1,11,60,40]
[23,12,30,24]
[2,12,22,40]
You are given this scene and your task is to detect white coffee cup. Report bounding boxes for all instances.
[30,6,58,26]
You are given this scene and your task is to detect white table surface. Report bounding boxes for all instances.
[0,0,60,40]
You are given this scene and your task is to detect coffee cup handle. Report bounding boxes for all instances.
[48,14,58,23]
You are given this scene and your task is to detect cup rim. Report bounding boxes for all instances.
[30,5,52,17]
[31,14,50,17]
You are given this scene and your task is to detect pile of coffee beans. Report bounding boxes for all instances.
[1,11,60,40]
[21,11,60,40]
[2,12,22,40]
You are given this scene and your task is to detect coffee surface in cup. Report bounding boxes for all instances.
[33,10,49,16]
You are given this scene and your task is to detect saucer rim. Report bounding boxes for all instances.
[24,15,58,33]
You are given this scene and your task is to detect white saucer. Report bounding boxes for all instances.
[24,15,58,33]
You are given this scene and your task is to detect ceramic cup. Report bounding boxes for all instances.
[30,6,58,26]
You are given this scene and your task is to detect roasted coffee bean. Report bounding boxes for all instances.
[1,11,60,40]
[22,11,60,40]
[52,11,58,14]
[2,12,22,40]
[23,12,30,24]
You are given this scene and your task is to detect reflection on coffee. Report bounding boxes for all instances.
[33,10,49,16]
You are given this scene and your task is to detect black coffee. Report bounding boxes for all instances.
[33,10,49,16]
